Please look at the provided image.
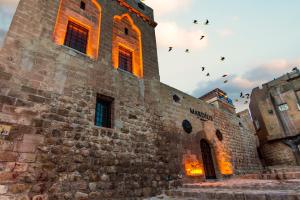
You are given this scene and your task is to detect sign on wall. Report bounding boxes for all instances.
[0,125,12,136]
[190,108,213,121]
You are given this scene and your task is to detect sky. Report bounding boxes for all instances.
[0,0,299,111]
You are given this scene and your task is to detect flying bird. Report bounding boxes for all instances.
[206,73,210,77]
[200,35,205,40]
[245,93,250,99]
[202,67,205,71]
[221,57,226,61]
[185,49,190,53]
[168,47,173,52]
[222,74,228,77]
[240,92,243,97]
[204,19,209,25]
[193,20,198,24]
[224,80,228,84]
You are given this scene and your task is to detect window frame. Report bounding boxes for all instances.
[118,46,133,73]
[64,21,89,54]
[95,95,114,128]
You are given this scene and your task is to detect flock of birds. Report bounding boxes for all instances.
[167,19,250,104]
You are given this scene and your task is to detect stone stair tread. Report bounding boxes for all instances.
[172,187,300,194]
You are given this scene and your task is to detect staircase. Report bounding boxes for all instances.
[146,167,300,200]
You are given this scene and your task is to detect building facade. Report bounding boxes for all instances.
[0,0,261,199]
[199,88,236,114]
[250,68,300,167]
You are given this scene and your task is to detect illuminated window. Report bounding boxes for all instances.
[95,95,113,128]
[278,103,289,112]
[119,46,133,73]
[64,21,89,54]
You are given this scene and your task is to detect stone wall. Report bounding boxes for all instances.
[158,84,262,180]
[0,0,262,199]
[260,142,297,166]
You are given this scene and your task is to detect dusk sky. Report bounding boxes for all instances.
[1,0,299,111]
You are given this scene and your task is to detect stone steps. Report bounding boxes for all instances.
[164,187,300,200]
[146,179,300,200]
[240,171,300,180]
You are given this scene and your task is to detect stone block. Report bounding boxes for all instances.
[23,134,44,144]
[9,183,29,194]
[0,195,10,200]
[75,192,88,200]
[18,153,36,163]
[0,96,16,106]
[32,194,48,200]
[0,185,8,194]
[0,71,12,81]
[0,151,18,162]
[14,142,36,153]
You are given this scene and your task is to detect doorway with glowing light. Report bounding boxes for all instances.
[200,139,217,179]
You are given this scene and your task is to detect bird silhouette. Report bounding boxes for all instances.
[202,67,205,71]
[168,47,173,52]
[185,49,190,53]
[221,57,226,61]
[245,93,250,99]
[204,19,209,25]
[206,73,210,77]
[224,80,228,84]
[193,20,198,24]
[240,92,243,97]
[200,36,205,40]
[222,74,228,77]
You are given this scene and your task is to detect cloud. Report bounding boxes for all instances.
[156,21,208,49]
[218,28,234,37]
[145,0,192,16]
[192,59,299,111]
[0,0,19,7]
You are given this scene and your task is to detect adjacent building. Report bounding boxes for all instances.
[200,88,235,114]
[250,68,300,166]
[0,0,261,199]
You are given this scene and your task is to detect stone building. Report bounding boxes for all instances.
[0,0,261,199]
[250,68,300,167]
[199,88,235,114]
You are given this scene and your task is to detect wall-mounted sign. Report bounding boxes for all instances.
[190,108,213,121]
[0,125,11,136]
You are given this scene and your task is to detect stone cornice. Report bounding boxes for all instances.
[116,0,158,28]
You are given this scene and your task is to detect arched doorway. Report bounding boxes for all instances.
[200,139,216,179]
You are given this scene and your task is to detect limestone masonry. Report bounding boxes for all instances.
[0,0,261,199]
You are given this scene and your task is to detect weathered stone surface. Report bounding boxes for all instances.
[74,192,88,200]
[0,0,263,199]
[0,185,8,194]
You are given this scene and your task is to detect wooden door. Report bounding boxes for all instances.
[200,139,216,179]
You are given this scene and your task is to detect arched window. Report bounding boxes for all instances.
[53,0,101,59]
[112,14,143,78]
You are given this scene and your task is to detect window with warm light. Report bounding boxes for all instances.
[64,21,89,54]
[118,46,133,73]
